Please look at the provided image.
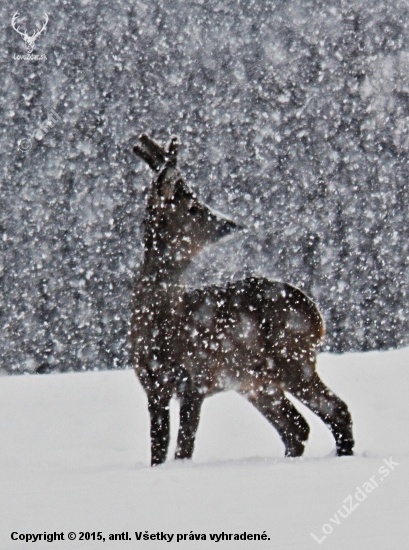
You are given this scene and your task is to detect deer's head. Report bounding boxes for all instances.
[133,134,243,270]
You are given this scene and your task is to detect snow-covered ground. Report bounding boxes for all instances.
[0,348,408,549]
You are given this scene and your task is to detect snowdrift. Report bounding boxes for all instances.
[0,348,408,548]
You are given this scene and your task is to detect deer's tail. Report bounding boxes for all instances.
[287,284,325,346]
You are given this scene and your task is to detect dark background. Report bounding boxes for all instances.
[1,0,409,373]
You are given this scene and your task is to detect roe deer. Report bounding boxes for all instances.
[131,133,354,466]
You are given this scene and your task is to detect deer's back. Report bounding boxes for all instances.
[174,277,324,396]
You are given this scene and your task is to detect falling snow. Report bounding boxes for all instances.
[1,1,409,374]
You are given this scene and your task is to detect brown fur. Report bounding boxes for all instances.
[130,134,354,465]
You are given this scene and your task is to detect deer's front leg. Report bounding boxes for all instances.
[175,389,204,460]
[148,393,172,466]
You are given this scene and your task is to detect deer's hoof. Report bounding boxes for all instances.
[285,441,306,458]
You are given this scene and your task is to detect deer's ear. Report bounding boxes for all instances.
[156,164,180,199]
[171,177,195,203]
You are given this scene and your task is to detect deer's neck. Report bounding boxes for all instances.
[138,249,190,288]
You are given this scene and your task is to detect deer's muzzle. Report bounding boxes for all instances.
[215,218,246,241]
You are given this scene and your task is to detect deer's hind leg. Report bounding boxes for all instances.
[245,385,310,457]
[279,359,354,457]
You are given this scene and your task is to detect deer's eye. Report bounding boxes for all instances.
[189,205,200,216]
